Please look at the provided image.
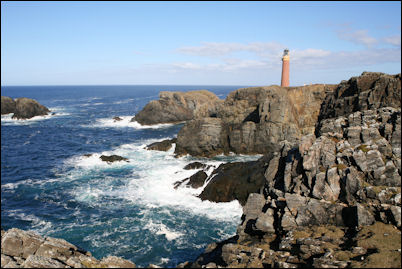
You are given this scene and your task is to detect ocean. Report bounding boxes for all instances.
[1,85,261,267]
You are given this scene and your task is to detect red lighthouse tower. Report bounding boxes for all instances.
[281,49,290,87]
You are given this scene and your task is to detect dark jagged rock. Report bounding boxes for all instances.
[11,97,50,119]
[1,96,16,114]
[99,155,129,163]
[186,171,208,189]
[1,228,136,268]
[174,171,208,189]
[183,162,207,170]
[132,90,222,125]
[113,116,123,122]
[198,155,272,206]
[317,72,401,123]
[146,138,177,151]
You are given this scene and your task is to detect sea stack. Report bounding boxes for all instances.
[281,49,290,87]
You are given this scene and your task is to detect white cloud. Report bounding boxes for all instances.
[172,62,202,70]
[177,41,284,58]
[336,27,378,48]
[383,35,401,47]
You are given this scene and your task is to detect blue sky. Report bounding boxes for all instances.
[1,1,401,86]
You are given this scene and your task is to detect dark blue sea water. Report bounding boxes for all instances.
[1,85,261,267]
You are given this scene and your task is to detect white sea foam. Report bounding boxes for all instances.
[1,107,70,125]
[112,99,135,104]
[145,221,184,241]
[81,116,175,129]
[64,138,244,223]
[7,209,53,234]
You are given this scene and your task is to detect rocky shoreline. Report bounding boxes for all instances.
[1,228,136,268]
[146,71,401,268]
[2,72,401,268]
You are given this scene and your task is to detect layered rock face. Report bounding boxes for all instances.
[175,84,333,157]
[132,90,222,125]
[317,72,401,122]
[1,228,136,268]
[181,72,401,268]
[1,96,50,119]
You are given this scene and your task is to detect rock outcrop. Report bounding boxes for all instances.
[179,72,401,268]
[317,72,401,122]
[175,84,333,157]
[132,90,222,125]
[198,156,271,206]
[1,96,16,115]
[1,96,50,119]
[1,228,136,268]
[184,222,401,268]
[145,138,177,151]
[100,155,129,163]
[12,98,50,119]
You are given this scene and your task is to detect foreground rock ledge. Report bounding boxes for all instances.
[1,228,136,268]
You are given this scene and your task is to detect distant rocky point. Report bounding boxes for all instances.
[1,96,50,119]
[132,90,222,125]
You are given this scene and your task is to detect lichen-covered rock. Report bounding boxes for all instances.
[132,90,222,125]
[188,222,401,268]
[100,256,136,268]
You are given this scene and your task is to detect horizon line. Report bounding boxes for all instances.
[1,83,258,87]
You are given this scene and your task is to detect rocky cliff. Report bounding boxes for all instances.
[1,96,50,119]
[1,228,136,268]
[177,72,401,268]
[174,84,334,157]
[132,90,222,125]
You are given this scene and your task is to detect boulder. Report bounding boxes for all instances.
[146,138,177,151]
[12,98,50,119]
[99,155,129,163]
[183,162,207,170]
[174,171,208,189]
[1,96,16,114]
[186,171,208,189]
[132,90,222,125]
